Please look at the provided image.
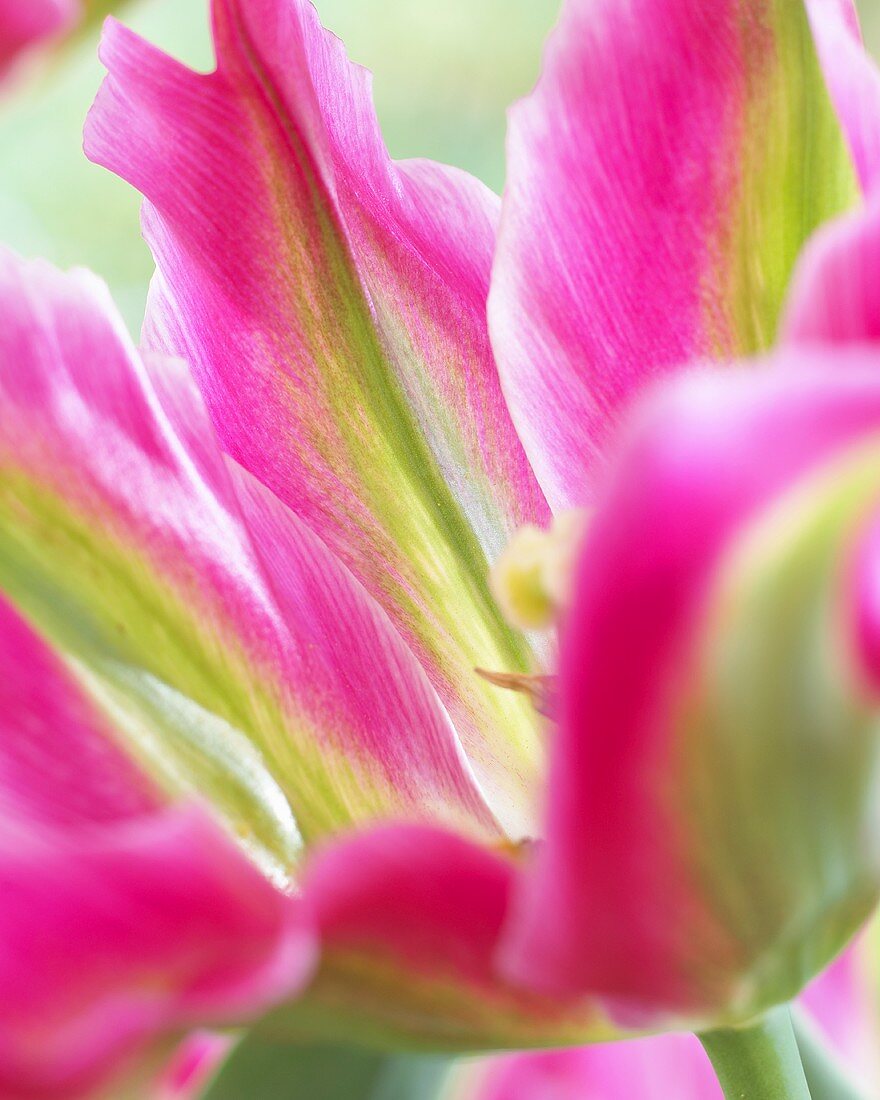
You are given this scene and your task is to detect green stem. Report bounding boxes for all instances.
[699,1006,812,1100]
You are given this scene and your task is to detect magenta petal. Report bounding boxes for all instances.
[0,0,76,77]
[0,809,314,1100]
[504,357,880,1014]
[227,463,502,841]
[85,0,548,833]
[784,195,880,343]
[806,0,880,191]
[849,503,880,698]
[0,600,314,1099]
[0,594,159,829]
[0,247,500,849]
[469,1034,720,1100]
[295,825,611,1049]
[490,0,858,511]
[305,826,513,988]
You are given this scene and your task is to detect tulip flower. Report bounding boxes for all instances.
[0,0,77,79]
[0,0,869,1093]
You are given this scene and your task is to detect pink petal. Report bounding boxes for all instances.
[489,0,860,511]
[784,194,880,343]
[84,0,548,837]
[801,941,880,1082]
[0,601,313,1099]
[0,809,314,1100]
[806,0,880,191]
[853,507,880,692]
[0,594,159,829]
[228,463,502,842]
[296,825,614,1050]
[503,356,880,1015]
[465,1034,720,1100]
[0,0,77,78]
[0,246,501,863]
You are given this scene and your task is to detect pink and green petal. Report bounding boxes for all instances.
[85,0,548,839]
[0,248,502,872]
[489,0,860,511]
[284,825,618,1052]
[0,593,160,830]
[0,599,314,1099]
[0,0,76,78]
[806,0,880,192]
[504,358,880,1021]
[784,193,880,344]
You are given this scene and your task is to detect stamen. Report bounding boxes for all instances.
[475,668,557,718]
[490,509,589,630]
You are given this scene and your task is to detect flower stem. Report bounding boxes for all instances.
[699,1006,812,1100]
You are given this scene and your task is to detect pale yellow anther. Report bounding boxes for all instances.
[490,509,590,631]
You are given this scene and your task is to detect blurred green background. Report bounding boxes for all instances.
[0,0,877,333]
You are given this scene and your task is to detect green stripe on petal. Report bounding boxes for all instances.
[675,438,880,1019]
[717,0,861,355]
[0,251,504,880]
[86,1,549,838]
[0,469,304,880]
[490,0,861,512]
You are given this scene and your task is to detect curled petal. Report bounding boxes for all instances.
[0,808,314,1100]
[285,825,618,1052]
[489,0,859,510]
[85,0,549,838]
[505,358,880,1021]
[784,194,880,344]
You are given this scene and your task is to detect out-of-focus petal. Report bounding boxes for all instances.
[0,599,314,1100]
[0,593,159,829]
[455,947,877,1100]
[0,809,314,1100]
[0,248,502,872]
[504,357,880,1021]
[84,0,548,839]
[489,0,859,511]
[0,0,77,79]
[806,0,880,192]
[461,1034,719,1100]
[800,941,880,1085]
[285,825,617,1051]
[155,1033,233,1100]
[784,195,880,343]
